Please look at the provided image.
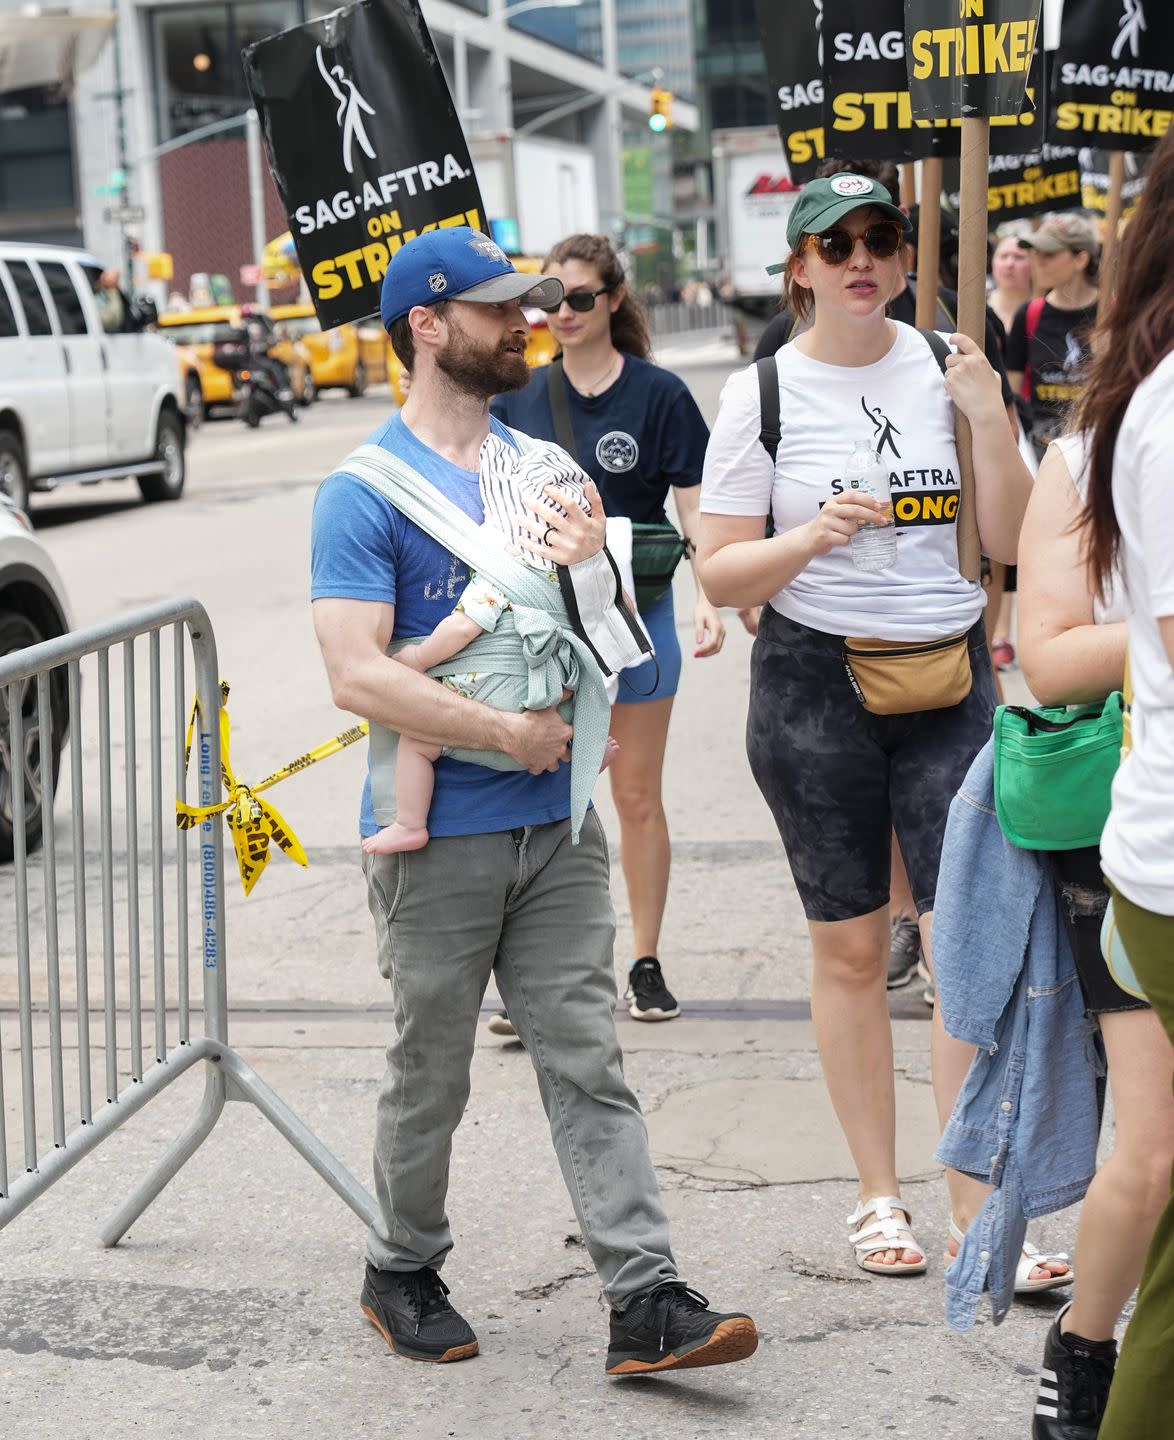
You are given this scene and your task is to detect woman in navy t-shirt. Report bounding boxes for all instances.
[492,233,723,1024]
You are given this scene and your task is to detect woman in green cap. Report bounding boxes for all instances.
[695,173,1034,1277]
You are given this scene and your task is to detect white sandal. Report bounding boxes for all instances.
[1015,1239,1073,1294]
[847,1196,928,1276]
[946,1220,1073,1294]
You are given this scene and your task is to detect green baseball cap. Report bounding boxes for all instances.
[784,173,911,252]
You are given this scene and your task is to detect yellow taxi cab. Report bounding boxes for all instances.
[382,255,558,406]
[157,305,316,419]
[269,302,374,396]
[355,323,390,387]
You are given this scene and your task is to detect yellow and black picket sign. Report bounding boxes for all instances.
[906,0,1040,121]
[1048,0,1171,320]
[176,681,369,895]
[1048,0,1174,151]
[754,0,824,183]
[986,155,1081,215]
[242,0,487,330]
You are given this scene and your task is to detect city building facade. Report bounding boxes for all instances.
[0,0,696,304]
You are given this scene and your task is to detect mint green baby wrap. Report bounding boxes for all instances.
[341,440,611,843]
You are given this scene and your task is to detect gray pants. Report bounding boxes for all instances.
[361,810,677,1308]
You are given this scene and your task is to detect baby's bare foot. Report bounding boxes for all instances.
[599,737,620,772]
[362,824,429,854]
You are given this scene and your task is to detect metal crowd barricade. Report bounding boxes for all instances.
[649,300,734,337]
[0,597,376,1243]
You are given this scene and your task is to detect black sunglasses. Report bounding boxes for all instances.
[805,221,905,267]
[539,284,614,315]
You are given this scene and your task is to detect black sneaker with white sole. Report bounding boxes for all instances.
[625,957,680,1021]
[360,1264,479,1363]
[605,1282,758,1375]
[1032,1303,1117,1438]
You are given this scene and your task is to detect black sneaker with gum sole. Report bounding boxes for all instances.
[605,1282,758,1375]
[360,1264,479,1363]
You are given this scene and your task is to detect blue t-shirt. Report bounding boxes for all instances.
[310,412,572,839]
[490,355,709,524]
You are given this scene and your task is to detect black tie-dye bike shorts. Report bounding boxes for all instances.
[746,604,997,924]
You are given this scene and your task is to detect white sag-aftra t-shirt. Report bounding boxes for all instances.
[1099,352,1174,916]
[701,322,985,642]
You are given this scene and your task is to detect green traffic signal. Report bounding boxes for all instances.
[648,86,672,132]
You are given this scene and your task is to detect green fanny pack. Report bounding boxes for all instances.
[992,692,1125,850]
[630,521,691,609]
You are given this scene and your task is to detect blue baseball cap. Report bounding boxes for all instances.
[380,226,564,331]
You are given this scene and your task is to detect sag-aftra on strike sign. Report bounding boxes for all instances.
[1049,0,1173,150]
[244,0,485,328]
[905,0,1041,121]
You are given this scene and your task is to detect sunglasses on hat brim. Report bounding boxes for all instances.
[803,221,906,267]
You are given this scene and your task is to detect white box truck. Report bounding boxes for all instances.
[712,127,800,352]
[469,135,599,257]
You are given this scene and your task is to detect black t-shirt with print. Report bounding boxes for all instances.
[1004,298,1097,445]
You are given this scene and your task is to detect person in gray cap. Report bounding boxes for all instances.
[1005,212,1101,460]
[309,225,758,1376]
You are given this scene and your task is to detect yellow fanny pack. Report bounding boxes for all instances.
[842,632,973,716]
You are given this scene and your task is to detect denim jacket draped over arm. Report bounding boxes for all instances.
[932,740,1105,1330]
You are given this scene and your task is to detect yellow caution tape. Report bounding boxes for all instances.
[176,681,369,895]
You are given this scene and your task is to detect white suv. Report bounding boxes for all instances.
[0,243,187,515]
[0,496,72,859]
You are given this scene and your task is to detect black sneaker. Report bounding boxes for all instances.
[625,957,680,1021]
[887,915,921,989]
[1033,1304,1117,1438]
[360,1264,479,1363]
[605,1282,758,1375]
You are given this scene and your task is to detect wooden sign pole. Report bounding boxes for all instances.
[900,162,918,209]
[914,156,942,329]
[1097,151,1127,325]
[953,116,990,582]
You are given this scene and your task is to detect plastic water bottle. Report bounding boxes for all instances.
[844,440,897,572]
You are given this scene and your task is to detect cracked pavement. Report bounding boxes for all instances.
[0,1026,1082,1440]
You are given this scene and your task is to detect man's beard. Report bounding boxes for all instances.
[436,314,529,399]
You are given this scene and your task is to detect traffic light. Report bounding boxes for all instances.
[648,86,673,132]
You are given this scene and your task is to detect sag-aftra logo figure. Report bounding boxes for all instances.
[316,46,377,175]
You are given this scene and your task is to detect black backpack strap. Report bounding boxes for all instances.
[545,358,581,464]
[756,354,781,463]
[919,328,951,375]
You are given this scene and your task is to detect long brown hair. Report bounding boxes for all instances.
[1080,128,1174,597]
[543,234,652,360]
